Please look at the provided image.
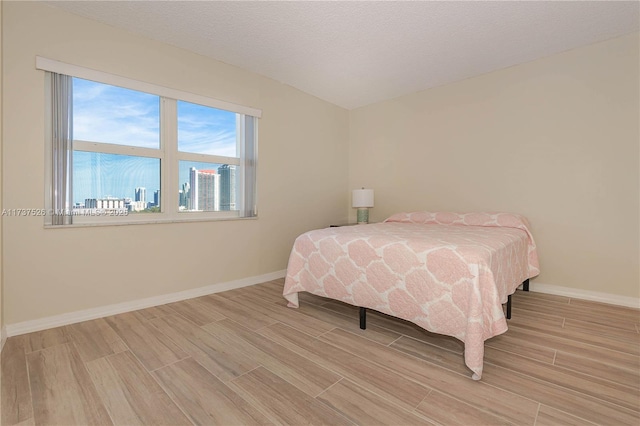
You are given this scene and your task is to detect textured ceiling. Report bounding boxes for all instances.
[46,1,639,110]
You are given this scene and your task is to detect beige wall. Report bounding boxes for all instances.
[2,2,349,325]
[2,2,638,327]
[350,33,640,299]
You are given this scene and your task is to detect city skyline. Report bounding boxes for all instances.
[78,163,237,212]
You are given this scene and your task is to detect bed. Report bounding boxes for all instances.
[283,211,540,380]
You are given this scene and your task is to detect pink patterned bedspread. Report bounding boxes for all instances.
[283,212,540,379]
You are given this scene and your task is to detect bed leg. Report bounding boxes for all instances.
[359,307,367,330]
[506,294,512,320]
[523,279,530,292]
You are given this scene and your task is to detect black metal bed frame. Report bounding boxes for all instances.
[358,279,530,330]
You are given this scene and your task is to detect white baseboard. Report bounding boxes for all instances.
[525,282,640,309]
[6,270,286,337]
[1,325,7,352]
[5,274,636,338]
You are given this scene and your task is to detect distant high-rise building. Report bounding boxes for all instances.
[154,189,160,208]
[135,187,146,203]
[189,168,198,210]
[133,187,148,210]
[198,170,219,211]
[189,167,219,211]
[180,182,191,210]
[218,164,237,211]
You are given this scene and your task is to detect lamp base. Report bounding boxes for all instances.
[356,208,369,224]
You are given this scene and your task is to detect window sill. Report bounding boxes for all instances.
[44,215,258,229]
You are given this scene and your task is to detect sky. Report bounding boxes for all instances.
[72,78,237,205]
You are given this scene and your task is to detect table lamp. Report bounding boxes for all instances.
[352,188,374,224]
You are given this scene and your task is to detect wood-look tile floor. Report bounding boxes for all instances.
[2,279,639,425]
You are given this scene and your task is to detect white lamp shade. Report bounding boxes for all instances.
[352,189,374,208]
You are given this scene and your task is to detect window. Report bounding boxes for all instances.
[72,79,162,219]
[176,100,242,213]
[39,57,260,225]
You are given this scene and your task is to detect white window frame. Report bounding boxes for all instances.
[38,57,260,226]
